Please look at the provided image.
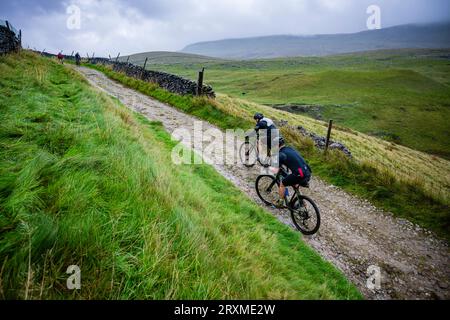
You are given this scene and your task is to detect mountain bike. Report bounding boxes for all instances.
[239,134,271,168]
[255,168,320,235]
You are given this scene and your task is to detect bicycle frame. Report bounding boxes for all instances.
[244,134,260,159]
[266,168,302,209]
[256,168,320,235]
[244,133,271,168]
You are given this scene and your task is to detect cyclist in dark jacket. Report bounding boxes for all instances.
[274,137,312,207]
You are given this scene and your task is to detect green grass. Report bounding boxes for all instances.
[138,49,450,159]
[85,62,450,241]
[0,51,361,299]
[119,51,224,65]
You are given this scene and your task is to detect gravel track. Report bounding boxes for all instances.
[75,66,449,300]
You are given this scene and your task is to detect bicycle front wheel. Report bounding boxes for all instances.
[290,195,320,235]
[239,142,257,168]
[255,175,279,206]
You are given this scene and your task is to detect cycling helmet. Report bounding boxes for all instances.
[253,113,264,120]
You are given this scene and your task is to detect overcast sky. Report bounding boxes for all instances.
[1,0,449,56]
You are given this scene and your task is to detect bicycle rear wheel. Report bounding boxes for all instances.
[289,195,320,235]
[255,175,279,206]
[239,142,257,168]
[257,152,272,168]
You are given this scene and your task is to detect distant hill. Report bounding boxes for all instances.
[181,23,450,59]
[120,51,224,66]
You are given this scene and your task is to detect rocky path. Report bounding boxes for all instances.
[75,66,449,300]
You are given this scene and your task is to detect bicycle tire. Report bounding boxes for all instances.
[239,142,257,168]
[257,155,272,168]
[255,175,279,206]
[289,195,320,235]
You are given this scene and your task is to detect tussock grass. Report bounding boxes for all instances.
[0,51,361,299]
[85,62,450,240]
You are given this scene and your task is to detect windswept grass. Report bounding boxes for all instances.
[0,51,361,299]
[85,62,450,240]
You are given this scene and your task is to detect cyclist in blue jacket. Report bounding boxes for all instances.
[274,137,312,208]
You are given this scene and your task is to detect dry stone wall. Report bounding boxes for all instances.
[0,25,20,54]
[89,57,215,98]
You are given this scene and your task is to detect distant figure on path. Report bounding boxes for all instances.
[75,52,81,66]
[57,52,64,64]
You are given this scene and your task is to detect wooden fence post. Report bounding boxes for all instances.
[324,120,333,154]
[5,21,10,31]
[115,52,120,62]
[142,57,148,70]
[126,56,130,64]
[141,57,148,79]
[197,67,205,96]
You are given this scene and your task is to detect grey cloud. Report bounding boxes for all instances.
[1,0,449,56]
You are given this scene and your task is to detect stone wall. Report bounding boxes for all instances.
[89,57,215,98]
[0,25,20,54]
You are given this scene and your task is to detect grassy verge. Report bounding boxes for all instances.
[85,63,449,241]
[0,51,361,299]
[141,49,450,159]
